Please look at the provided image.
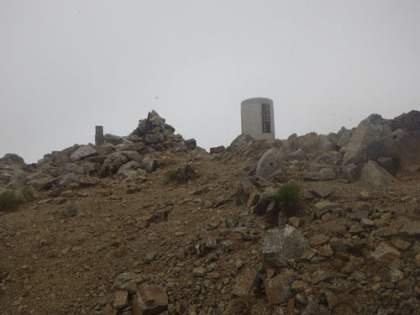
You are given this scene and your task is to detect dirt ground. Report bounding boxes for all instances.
[1,149,419,314]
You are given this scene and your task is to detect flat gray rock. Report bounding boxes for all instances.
[70,145,97,161]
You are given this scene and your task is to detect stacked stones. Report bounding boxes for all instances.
[0,111,197,195]
[128,110,196,152]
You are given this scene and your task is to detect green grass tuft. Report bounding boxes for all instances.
[166,163,195,183]
[272,182,302,215]
[0,188,36,212]
[390,153,402,170]
[0,190,22,212]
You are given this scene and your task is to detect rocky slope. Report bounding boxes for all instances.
[0,111,419,315]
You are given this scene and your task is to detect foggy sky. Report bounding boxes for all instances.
[1,0,419,163]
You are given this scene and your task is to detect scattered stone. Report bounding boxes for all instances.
[59,173,80,187]
[232,269,258,297]
[136,215,154,228]
[208,272,220,279]
[185,139,197,150]
[360,160,396,187]
[144,251,157,262]
[399,221,420,236]
[301,248,317,260]
[132,284,168,315]
[288,217,300,228]
[193,267,206,277]
[310,234,329,246]
[291,280,306,293]
[311,269,332,284]
[210,146,225,154]
[377,156,394,172]
[113,272,140,290]
[313,200,339,216]
[262,226,309,267]
[113,290,128,309]
[304,168,336,181]
[141,156,157,173]
[104,133,123,145]
[361,217,375,227]
[341,163,359,182]
[371,242,401,264]
[309,187,333,199]
[264,274,291,304]
[389,269,404,283]
[414,254,420,268]
[359,190,371,200]
[318,244,333,257]
[63,203,79,217]
[390,237,411,251]
[349,224,364,234]
[342,114,394,165]
[70,145,97,161]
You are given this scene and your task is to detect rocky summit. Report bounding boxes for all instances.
[0,110,419,315]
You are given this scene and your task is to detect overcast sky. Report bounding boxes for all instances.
[1,1,419,163]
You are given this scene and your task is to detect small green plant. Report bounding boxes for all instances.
[272,182,302,216]
[21,188,34,201]
[0,190,21,212]
[166,163,195,183]
[390,153,402,170]
[0,188,36,212]
[166,169,181,181]
[152,160,160,172]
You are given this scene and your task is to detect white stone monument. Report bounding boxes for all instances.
[241,97,275,141]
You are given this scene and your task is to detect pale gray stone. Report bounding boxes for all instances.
[70,145,97,161]
[360,160,396,187]
[342,114,395,165]
[141,156,156,173]
[113,272,141,290]
[304,167,336,181]
[264,274,291,304]
[341,163,359,182]
[262,225,309,267]
[58,173,79,187]
[104,133,123,145]
[256,149,284,180]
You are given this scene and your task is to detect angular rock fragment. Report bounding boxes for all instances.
[342,114,394,165]
[132,284,168,315]
[232,269,258,296]
[360,160,396,187]
[399,221,420,236]
[113,272,141,290]
[113,290,128,309]
[70,145,97,161]
[262,225,309,267]
[304,167,336,181]
[264,274,291,304]
[371,242,401,264]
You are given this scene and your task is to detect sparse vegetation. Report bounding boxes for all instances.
[0,188,35,212]
[272,182,302,216]
[152,160,160,172]
[21,188,34,201]
[0,190,20,211]
[166,163,196,183]
[390,152,402,170]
